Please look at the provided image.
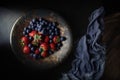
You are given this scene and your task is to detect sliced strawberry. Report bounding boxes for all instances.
[23,46,30,54]
[40,43,48,51]
[41,51,48,58]
[50,43,56,51]
[53,36,60,44]
[21,36,29,46]
[29,30,37,37]
[44,36,49,43]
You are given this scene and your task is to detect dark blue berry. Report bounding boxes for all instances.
[30,21,33,26]
[57,42,63,47]
[51,32,54,36]
[29,36,33,41]
[49,29,52,34]
[55,31,60,35]
[28,44,32,48]
[49,39,53,43]
[51,26,55,30]
[32,19,35,23]
[31,47,35,52]
[26,29,30,33]
[49,35,53,39]
[25,34,29,37]
[23,31,26,35]
[60,37,66,41]
[33,54,37,59]
[48,50,53,55]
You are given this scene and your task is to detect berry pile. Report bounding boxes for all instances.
[20,17,66,59]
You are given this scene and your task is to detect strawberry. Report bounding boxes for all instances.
[21,36,29,46]
[53,36,60,44]
[23,46,30,54]
[50,43,56,51]
[44,36,49,43]
[32,34,42,46]
[41,51,48,58]
[35,48,39,54]
[29,30,37,37]
[40,43,48,51]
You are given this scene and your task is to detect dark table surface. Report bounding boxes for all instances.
[0,0,120,80]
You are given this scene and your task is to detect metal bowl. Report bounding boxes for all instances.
[10,9,72,70]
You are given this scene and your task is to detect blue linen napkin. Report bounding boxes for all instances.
[60,7,106,80]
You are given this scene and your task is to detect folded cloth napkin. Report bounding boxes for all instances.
[60,7,106,80]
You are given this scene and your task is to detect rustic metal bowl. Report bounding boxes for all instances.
[10,9,72,70]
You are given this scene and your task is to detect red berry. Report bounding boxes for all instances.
[29,30,37,37]
[21,36,29,45]
[40,43,48,51]
[35,49,39,54]
[41,51,47,58]
[23,46,30,54]
[53,36,60,44]
[44,36,49,43]
[50,43,56,51]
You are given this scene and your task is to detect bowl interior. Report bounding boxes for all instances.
[10,9,72,70]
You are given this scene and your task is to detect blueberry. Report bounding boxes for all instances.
[23,31,27,35]
[44,21,48,25]
[33,54,37,59]
[51,26,55,30]
[55,31,60,35]
[37,28,41,32]
[32,19,35,23]
[31,47,35,52]
[25,34,29,37]
[51,32,54,36]
[49,29,52,34]
[26,29,30,33]
[41,28,47,34]
[28,44,32,48]
[40,22,44,25]
[36,54,42,59]
[37,23,39,27]
[60,37,66,41]
[29,36,33,41]
[30,21,33,26]
[31,25,36,30]
[46,26,50,30]
[49,39,53,43]
[39,17,43,22]
[48,50,53,55]
[48,23,52,27]
[57,42,63,47]
[35,27,38,31]
[33,23,37,27]
[52,22,58,26]
[24,27,28,31]
[49,35,53,39]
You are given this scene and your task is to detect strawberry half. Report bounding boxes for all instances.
[53,36,60,44]
[29,30,37,37]
[41,51,48,58]
[40,43,48,51]
[50,43,56,51]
